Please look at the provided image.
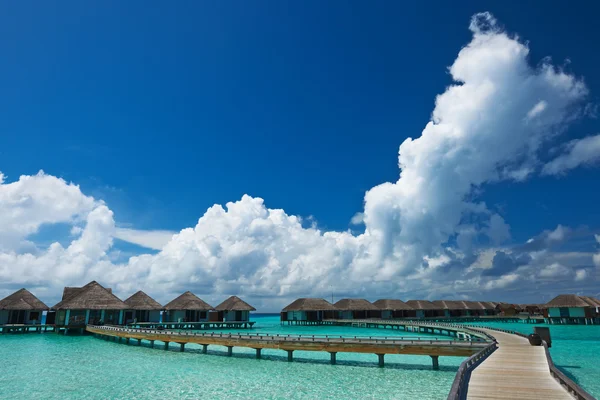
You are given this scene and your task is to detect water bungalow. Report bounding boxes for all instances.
[372,299,416,319]
[478,301,499,316]
[543,294,600,324]
[213,296,256,322]
[52,281,128,331]
[0,288,49,325]
[405,300,442,318]
[495,302,521,316]
[334,298,380,319]
[163,291,213,323]
[463,301,488,316]
[280,298,338,325]
[123,291,162,324]
[433,300,468,317]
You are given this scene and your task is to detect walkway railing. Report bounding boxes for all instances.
[446,341,497,400]
[455,324,597,400]
[90,325,487,346]
[543,341,595,400]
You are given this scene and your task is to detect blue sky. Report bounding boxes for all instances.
[0,2,599,309]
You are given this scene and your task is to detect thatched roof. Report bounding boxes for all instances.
[124,291,163,310]
[164,291,213,311]
[281,298,337,312]
[372,299,413,311]
[545,294,599,308]
[334,298,379,311]
[463,300,487,310]
[52,281,127,310]
[406,300,439,310]
[0,289,49,311]
[215,296,256,311]
[495,302,521,311]
[580,296,600,307]
[62,286,112,301]
[433,300,467,310]
[478,301,497,310]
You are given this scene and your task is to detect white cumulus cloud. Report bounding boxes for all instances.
[543,134,600,175]
[0,13,597,306]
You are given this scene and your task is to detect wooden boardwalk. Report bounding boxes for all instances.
[87,325,487,367]
[466,328,572,400]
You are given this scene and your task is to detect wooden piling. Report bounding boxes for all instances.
[330,352,337,365]
[431,355,439,370]
[377,353,384,367]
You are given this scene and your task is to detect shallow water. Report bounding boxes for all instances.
[0,315,461,400]
[1,316,597,399]
[462,320,600,398]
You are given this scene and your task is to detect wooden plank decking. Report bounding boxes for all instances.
[466,328,572,400]
[87,325,487,367]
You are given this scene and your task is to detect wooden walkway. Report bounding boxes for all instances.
[325,319,490,341]
[466,328,572,400]
[87,325,487,368]
[127,321,255,330]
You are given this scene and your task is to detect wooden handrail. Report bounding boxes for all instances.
[446,341,497,400]
[542,341,595,400]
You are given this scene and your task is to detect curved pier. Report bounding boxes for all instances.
[87,324,487,368]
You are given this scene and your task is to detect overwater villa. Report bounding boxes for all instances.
[213,296,255,322]
[280,298,338,325]
[372,299,416,319]
[520,304,542,315]
[163,291,213,323]
[123,291,163,324]
[495,303,520,316]
[52,281,128,331]
[543,294,600,324]
[433,300,468,317]
[463,301,487,316]
[334,298,380,319]
[405,300,442,318]
[0,288,49,325]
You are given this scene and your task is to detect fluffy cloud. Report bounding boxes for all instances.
[113,228,176,251]
[0,13,598,307]
[543,134,600,175]
[594,235,600,269]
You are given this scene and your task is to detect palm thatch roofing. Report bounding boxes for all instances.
[496,302,521,311]
[62,286,112,301]
[164,291,213,311]
[478,301,498,310]
[372,299,413,311]
[124,291,163,310]
[52,281,127,310]
[463,300,487,310]
[406,300,439,310]
[281,298,338,312]
[334,298,379,311]
[433,300,467,310]
[215,296,256,311]
[580,296,600,307]
[544,294,599,308]
[0,289,49,311]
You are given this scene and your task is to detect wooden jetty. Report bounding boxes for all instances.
[87,324,487,368]
[127,321,255,329]
[465,328,575,400]
[0,324,56,334]
[324,319,490,341]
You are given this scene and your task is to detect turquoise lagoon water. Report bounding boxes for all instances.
[0,316,597,399]
[0,315,461,400]
[462,320,600,398]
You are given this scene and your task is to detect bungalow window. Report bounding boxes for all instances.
[29,312,40,321]
[559,307,570,317]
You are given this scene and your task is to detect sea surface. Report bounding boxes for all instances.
[0,315,597,399]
